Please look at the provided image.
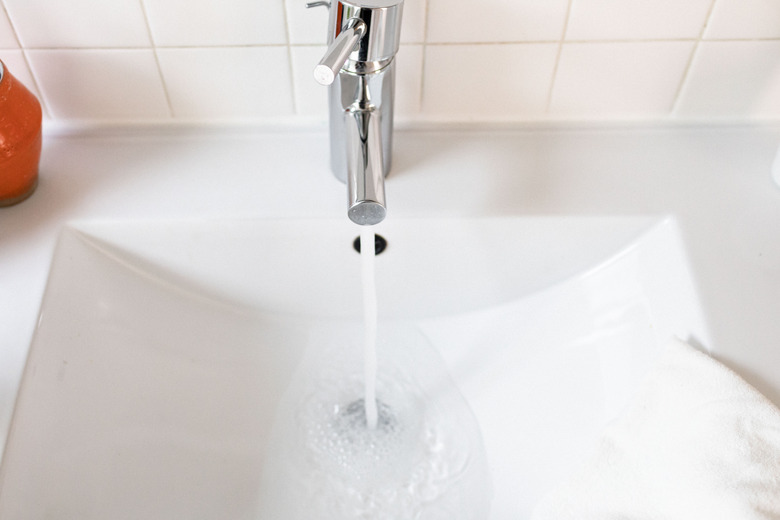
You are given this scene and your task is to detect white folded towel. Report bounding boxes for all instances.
[532,337,780,520]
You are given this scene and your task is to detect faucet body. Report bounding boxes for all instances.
[329,62,395,225]
[313,0,403,225]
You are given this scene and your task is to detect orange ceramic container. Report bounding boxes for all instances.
[0,59,42,206]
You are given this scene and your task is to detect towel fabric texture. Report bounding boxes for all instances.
[532,338,780,520]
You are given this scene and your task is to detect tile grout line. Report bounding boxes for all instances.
[138,0,175,118]
[544,0,573,113]
[670,0,719,116]
[0,0,52,118]
[281,0,299,115]
[10,35,780,53]
[418,0,430,113]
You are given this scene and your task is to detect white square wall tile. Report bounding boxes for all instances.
[704,0,780,39]
[422,43,558,119]
[398,0,427,44]
[285,0,426,45]
[26,50,170,120]
[550,42,694,117]
[427,0,569,43]
[395,44,423,117]
[0,8,18,48]
[676,41,780,119]
[286,0,329,45]
[566,0,712,40]
[3,0,150,48]
[157,47,294,119]
[290,45,329,118]
[143,0,286,46]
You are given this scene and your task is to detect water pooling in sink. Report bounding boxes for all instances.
[256,231,492,519]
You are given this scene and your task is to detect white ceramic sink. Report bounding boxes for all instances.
[0,216,709,519]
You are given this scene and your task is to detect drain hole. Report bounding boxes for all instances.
[353,234,387,255]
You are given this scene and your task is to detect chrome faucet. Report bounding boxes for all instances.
[308,0,404,226]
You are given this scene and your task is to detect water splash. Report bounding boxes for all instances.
[257,323,492,520]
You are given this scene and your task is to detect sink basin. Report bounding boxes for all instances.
[0,216,709,519]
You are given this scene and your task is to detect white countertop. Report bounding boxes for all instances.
[1,123,780,461]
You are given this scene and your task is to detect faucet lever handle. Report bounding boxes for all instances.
[313,18,366,86]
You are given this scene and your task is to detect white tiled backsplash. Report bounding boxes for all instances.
[1,0,779,123]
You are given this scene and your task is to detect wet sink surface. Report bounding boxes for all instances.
[0,217,709,519]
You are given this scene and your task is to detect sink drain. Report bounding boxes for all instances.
[353,234,387,255]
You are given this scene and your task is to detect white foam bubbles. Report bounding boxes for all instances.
[257,322,492,520]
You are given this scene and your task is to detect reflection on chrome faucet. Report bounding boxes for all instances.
[308,0,404,226]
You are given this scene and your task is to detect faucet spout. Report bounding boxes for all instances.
[347,107,386,225]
